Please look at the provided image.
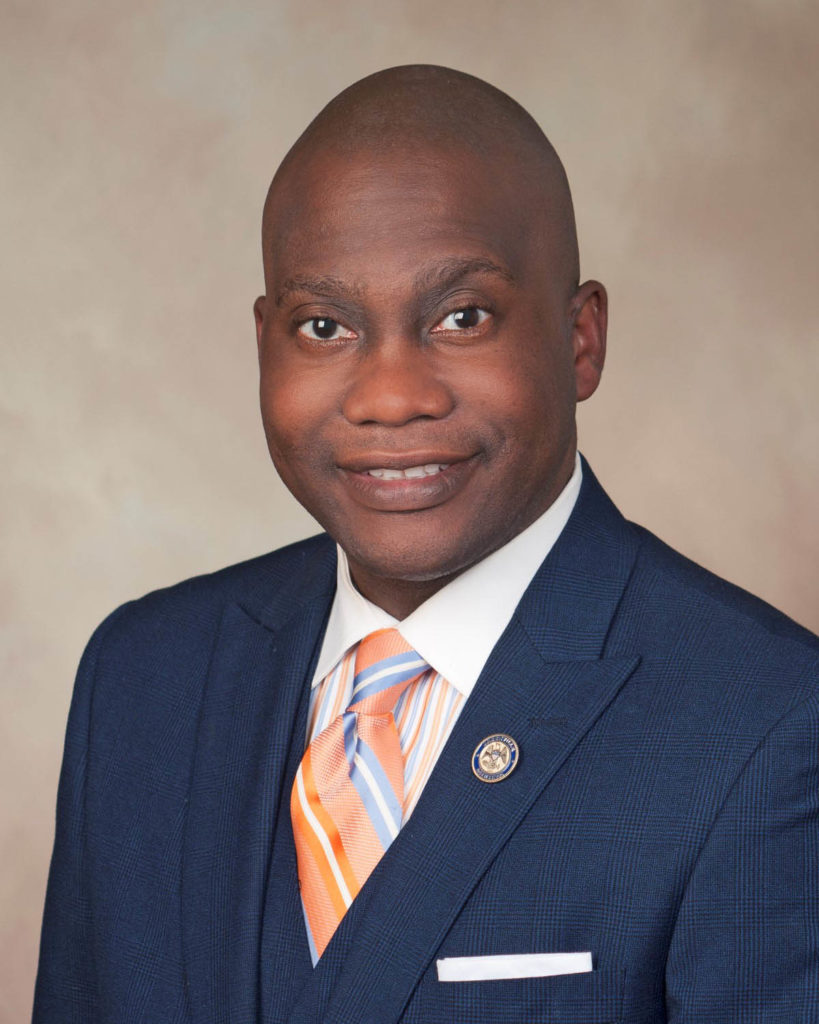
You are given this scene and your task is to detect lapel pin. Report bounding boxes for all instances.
[472,734,519,782]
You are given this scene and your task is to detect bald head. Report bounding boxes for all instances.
[279,65,560,161]
[263,65,579,293]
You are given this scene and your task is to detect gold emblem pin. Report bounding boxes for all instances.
[472,734,519,782]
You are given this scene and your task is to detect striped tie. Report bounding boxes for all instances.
[291,628,430,960]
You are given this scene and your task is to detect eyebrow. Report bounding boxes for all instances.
[413,256,516,294]
[275,275,365,307]
[274,257,515,308]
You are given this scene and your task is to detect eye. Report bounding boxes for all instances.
[431,307,491,332]
[297,317,357,342]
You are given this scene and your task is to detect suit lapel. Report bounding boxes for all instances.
[288,465,645,1024]
[182,541,335,1024]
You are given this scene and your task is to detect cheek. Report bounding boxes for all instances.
[258,367,350,525]
[504,347,575,435]
[259,357,328,453]
[471,364,563,448]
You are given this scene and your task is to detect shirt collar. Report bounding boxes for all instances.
[311,453,582,695]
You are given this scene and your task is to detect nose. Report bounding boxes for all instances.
[341,341,455,426]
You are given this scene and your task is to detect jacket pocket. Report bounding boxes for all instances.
[402,965,625,1023]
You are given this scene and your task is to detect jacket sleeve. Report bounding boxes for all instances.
[32,608,126,1023]
[665,692,819,1022]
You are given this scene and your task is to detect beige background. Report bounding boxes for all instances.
[3,0,817,1017]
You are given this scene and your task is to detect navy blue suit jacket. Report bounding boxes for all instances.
[34,465,818,1023]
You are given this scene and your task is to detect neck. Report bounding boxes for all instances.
[346,566,459,620]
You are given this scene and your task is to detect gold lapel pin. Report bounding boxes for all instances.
[472,734,519,782]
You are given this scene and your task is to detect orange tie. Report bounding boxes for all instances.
[291,628,430,960]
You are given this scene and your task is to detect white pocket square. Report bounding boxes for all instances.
[436,951,593,982]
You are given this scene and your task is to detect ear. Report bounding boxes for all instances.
[569,280,607,402]
[253,295,266,363]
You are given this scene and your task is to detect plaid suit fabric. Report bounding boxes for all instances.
[34,466,819,1023]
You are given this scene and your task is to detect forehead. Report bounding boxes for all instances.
[264,145,541,287]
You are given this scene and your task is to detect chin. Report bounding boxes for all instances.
[343,531,494,586]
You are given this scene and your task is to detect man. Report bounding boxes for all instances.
[35,65,818,1023]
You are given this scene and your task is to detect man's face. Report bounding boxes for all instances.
[255,146,604,613]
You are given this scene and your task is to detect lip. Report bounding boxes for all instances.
[337,451,480,512]
[339,451,474,473]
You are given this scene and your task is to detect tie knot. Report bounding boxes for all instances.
[348,628,430,715]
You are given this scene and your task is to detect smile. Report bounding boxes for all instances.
[337,453,479,513]
[366,464,450,480]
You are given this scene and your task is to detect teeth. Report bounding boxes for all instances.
[367,463,449,479]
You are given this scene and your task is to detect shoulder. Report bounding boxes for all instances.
[615,522,817,708]
[629,523,815,646]
[83,533,336,670]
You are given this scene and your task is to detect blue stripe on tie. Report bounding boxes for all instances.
[349,737,403,848]
[353,650,420,689]
[352,661,426,705]
[356,737,404,831]
[342,711,357,769]
[303,899,320,967]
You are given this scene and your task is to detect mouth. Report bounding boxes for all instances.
[338,453,478,511]
[365,463,450,480]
